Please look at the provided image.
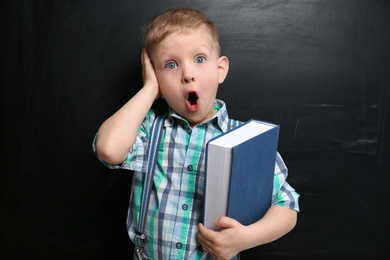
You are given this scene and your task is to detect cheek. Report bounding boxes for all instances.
[158,85,170,100]
[200,70,219,90]
[156,70,177,86]
[159,82,179,102]
[203,63,220,80]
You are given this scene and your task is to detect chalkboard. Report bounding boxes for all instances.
[1,0,389,259]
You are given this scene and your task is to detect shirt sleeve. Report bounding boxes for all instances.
[92,110,156,172]
[271,152,300,212]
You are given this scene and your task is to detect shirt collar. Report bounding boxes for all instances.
[165,99,230,132]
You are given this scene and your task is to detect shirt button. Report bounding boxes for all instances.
[182,204,188,210]
[187,164,193,171]
[176,242,182,249]
[187,128,192,134]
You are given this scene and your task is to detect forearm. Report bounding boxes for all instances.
[241,205,297,250]
[197,205,297,260]
[96,84,158,164]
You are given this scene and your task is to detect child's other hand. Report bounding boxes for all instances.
[141,48,160,100]
[197,217,248,260]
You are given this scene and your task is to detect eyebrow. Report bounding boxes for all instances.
[158,45,213,60]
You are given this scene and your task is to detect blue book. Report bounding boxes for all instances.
[203,119,279,230]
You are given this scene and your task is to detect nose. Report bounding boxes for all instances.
[181,64,195,84]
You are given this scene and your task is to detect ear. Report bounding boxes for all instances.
[217,56,229,84]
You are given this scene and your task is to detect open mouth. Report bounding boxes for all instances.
[188,92,198,105]
[186,91,199,111]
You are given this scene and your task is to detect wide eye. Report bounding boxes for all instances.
[165,61,177,69]
[195,56,206,64]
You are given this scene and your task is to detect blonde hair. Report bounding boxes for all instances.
[143,8,220,56]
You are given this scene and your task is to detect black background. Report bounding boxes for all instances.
[1,0,389,259]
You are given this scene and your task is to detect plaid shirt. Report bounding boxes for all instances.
[93,99,300,260]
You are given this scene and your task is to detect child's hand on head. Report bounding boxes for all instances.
[141,48,160,100]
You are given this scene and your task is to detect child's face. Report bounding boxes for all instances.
[150,27,229,127]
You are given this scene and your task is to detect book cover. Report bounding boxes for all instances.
[203,119,279,230]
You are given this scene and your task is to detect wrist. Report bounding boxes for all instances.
[143,83,160,100]
[238,225,256,252]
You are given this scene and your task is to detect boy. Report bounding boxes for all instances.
[93,8,299,260]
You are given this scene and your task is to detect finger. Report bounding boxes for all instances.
[197,224,211,243]
[214,216,236,229]
[197,224,217,248]
[197,233,211,249]
[197,235,216,257]
[198,223,218,241]
[143,48,152,64]
[141,48,145,66]
[141,48,153,80]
